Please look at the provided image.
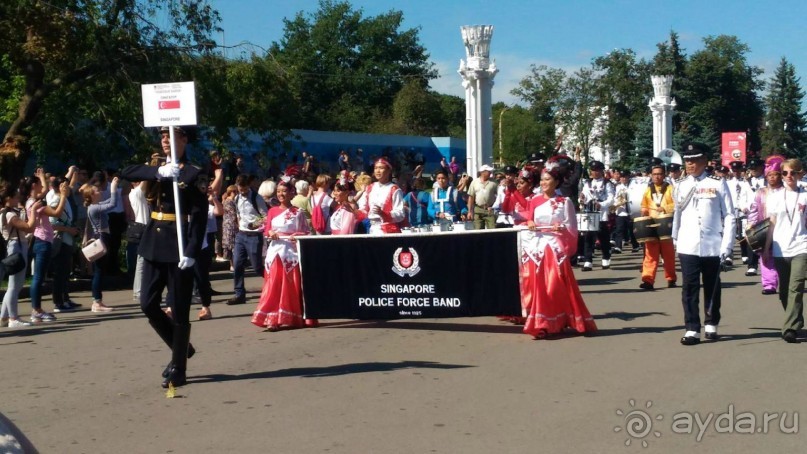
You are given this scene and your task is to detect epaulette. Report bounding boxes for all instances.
[708,175,722,181]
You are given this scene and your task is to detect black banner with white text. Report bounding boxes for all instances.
[298,230,522,319]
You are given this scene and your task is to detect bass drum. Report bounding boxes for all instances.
[627,177,650,218]
[633,216,659,243]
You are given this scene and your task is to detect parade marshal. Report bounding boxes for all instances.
[672,143,736,346]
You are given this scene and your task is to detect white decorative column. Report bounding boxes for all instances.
[458,25,498,176]
[648,75,676,157]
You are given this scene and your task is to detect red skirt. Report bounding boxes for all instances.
[251,259,307,329]
[523,245,597,337]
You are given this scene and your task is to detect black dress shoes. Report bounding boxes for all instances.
[639,282,654,290]
[667,281,677,288]
[762,288,776,295]
[704,331,719,341]
[680,336,700,346]
[783,330,798,343]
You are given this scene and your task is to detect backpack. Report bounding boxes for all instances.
[0,208,8,261]
[310,194,327,234]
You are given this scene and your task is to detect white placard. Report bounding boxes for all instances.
[141,81,197,127]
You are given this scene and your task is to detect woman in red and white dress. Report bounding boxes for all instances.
[521,161,597,339]
[251,180,315,331]
[329,173,358,235]
[499,169,538,323]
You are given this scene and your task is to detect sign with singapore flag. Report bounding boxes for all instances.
[141,81,197,127]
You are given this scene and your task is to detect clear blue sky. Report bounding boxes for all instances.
[213,0,807,105]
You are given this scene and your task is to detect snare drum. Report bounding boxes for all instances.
[576,212,601,232]
[633,216,659,243]
[656,213,674,240]
[745,219,771,252]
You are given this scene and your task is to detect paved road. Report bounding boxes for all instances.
[0,248,804,453]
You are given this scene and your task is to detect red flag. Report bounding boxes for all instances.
[158,100,181,110]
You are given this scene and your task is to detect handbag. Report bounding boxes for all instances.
[2,251,25,275]
[126,222,147,243]
[81,238,107,262]
[82,214,107,262]
[1,209,26,275]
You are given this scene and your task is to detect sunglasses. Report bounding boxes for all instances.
[781,170,801,177]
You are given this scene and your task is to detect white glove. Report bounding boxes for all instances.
[157,163,181,179]
[178,256,196,270]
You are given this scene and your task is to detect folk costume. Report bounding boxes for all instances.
[521,194,597,338]
[357,158,406,235]
[251,204,311,330]
[748,156,785,293]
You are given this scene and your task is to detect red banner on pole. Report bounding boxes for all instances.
[721,132,746,166]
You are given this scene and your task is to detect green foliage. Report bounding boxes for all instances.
[678,35,764,151]
[761,57,807,158]
[0,0,222,181]
[269,0,435,132]
[592,49,652,157]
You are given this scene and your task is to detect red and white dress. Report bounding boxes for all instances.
[498,190,535,323]
[329,204,357,235]
[520,195,597,337]
[251,206,312,329]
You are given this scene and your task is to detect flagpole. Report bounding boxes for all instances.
[169,126,186,259]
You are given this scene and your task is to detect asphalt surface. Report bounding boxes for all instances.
[0,247,805,453]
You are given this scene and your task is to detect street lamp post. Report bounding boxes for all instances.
[498,107,508,167]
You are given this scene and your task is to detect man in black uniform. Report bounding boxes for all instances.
[121,126,208,388]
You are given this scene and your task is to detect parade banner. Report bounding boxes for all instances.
[141,81,197,127]
[721,132,746,166]
[298,230,522,319]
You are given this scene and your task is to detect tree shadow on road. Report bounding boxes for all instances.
[589,325,685,337]
[190,360,475,383]
[594,311,668,321]
[716,327,786,343]
[577,276,635,286]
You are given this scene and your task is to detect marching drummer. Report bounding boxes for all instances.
[666,163,682,188]
[727,160,755,271]
[747,158,766,192]
[579,160,615,271]
[639,160,677,290]
[672,143,736,346]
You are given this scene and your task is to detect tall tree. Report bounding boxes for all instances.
[270,0,435,132]
[493,103,544,165]
[592,49,652,160]
[561,68,603,163]
[677,35,764,151]
[0,0,221,182]
[389,79,446,136]
[511,64,567,153]
[761,57,807,158]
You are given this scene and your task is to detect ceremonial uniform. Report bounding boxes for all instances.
[579,170,615,270]
[728,161,755,268]
[121,128,208,387]
[672,144,735,345]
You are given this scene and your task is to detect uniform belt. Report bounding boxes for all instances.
[151,212,177,221]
